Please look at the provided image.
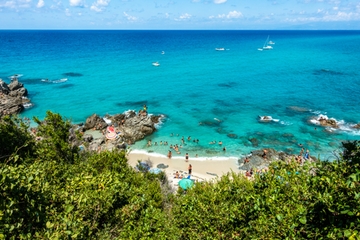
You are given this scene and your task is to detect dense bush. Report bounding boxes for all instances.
[0,112,359,239]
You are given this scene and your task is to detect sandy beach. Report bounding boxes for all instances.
[127,150,243,188]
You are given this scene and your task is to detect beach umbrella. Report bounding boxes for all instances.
[178,178,194,190]
[149,168,162,174]
[106,131,117,140]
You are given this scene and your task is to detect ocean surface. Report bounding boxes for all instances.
[1,30,360,161]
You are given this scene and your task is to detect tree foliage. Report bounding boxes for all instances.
[0,112,359,239]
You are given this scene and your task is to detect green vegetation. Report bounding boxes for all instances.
[1,112,359,239]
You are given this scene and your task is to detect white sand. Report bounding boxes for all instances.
[127,150,243,189]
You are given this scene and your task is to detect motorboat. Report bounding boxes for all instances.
[215,48,225,51]
[258,115,280,122]
[258,115,273,122]
[41,78,68,83]
[152,62,160,67]
[22,102,34,108]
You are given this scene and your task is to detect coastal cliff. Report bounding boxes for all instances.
[69,111,164,152]
[0,77,31,116]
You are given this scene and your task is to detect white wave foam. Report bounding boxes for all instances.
[310,114,360,135]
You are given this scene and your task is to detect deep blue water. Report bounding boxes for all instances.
[1,30,360,160]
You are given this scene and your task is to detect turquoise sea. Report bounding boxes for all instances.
[1,30,360,160]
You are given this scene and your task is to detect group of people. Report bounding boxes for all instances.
[174,164,192,179]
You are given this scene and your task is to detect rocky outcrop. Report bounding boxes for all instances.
[0,78,31,116]
[83,114,107,130]
[318,118,338,128]
[73,111,164,152]
[238,148,317,172]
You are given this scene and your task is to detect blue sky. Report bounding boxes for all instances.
[1,0,360,29]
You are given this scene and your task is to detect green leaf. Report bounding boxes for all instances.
[344,229,352,238]
[299,216,307,224]
[46,221,54,229]
[276,214,283,221]
[65,205,74,213]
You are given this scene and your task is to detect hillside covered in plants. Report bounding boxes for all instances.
[0,112,359,239]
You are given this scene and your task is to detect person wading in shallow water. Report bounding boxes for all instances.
[168,150,172,159]
[185,153,189,162]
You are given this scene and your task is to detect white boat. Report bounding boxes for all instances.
[258,115,280,122]
[23,102,34,108]
[258,115,273,122]
[41,78,68,83]
[152,62,160,67]
[258,36,273,50]
[215,48,225,51]
[9,74,23,80]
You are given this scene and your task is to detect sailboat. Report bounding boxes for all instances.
[258,35,273,51]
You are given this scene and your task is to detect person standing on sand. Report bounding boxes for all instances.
[185,153,189,162]
[188,164,192,175]
[168,150,172,159]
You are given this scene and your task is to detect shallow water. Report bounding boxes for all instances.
[1,30,360,161]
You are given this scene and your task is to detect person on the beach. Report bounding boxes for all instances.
[304,149,310,160]
[168,150,172,159]
[174,171,180,179]
[262,149,267,159]
[185,153,189,162]
[188,164,192,175]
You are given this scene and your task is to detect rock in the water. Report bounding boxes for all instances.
[0,79,30,116]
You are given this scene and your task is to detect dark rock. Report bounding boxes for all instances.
[0,79,30,116]
[0,80,10,94]
[84,114,107,130]
[82,134,94,142]
[8,80,24,91]
[227,133,238,139]
[249,138,259,147]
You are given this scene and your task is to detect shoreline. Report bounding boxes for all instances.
[127,149,242,182]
